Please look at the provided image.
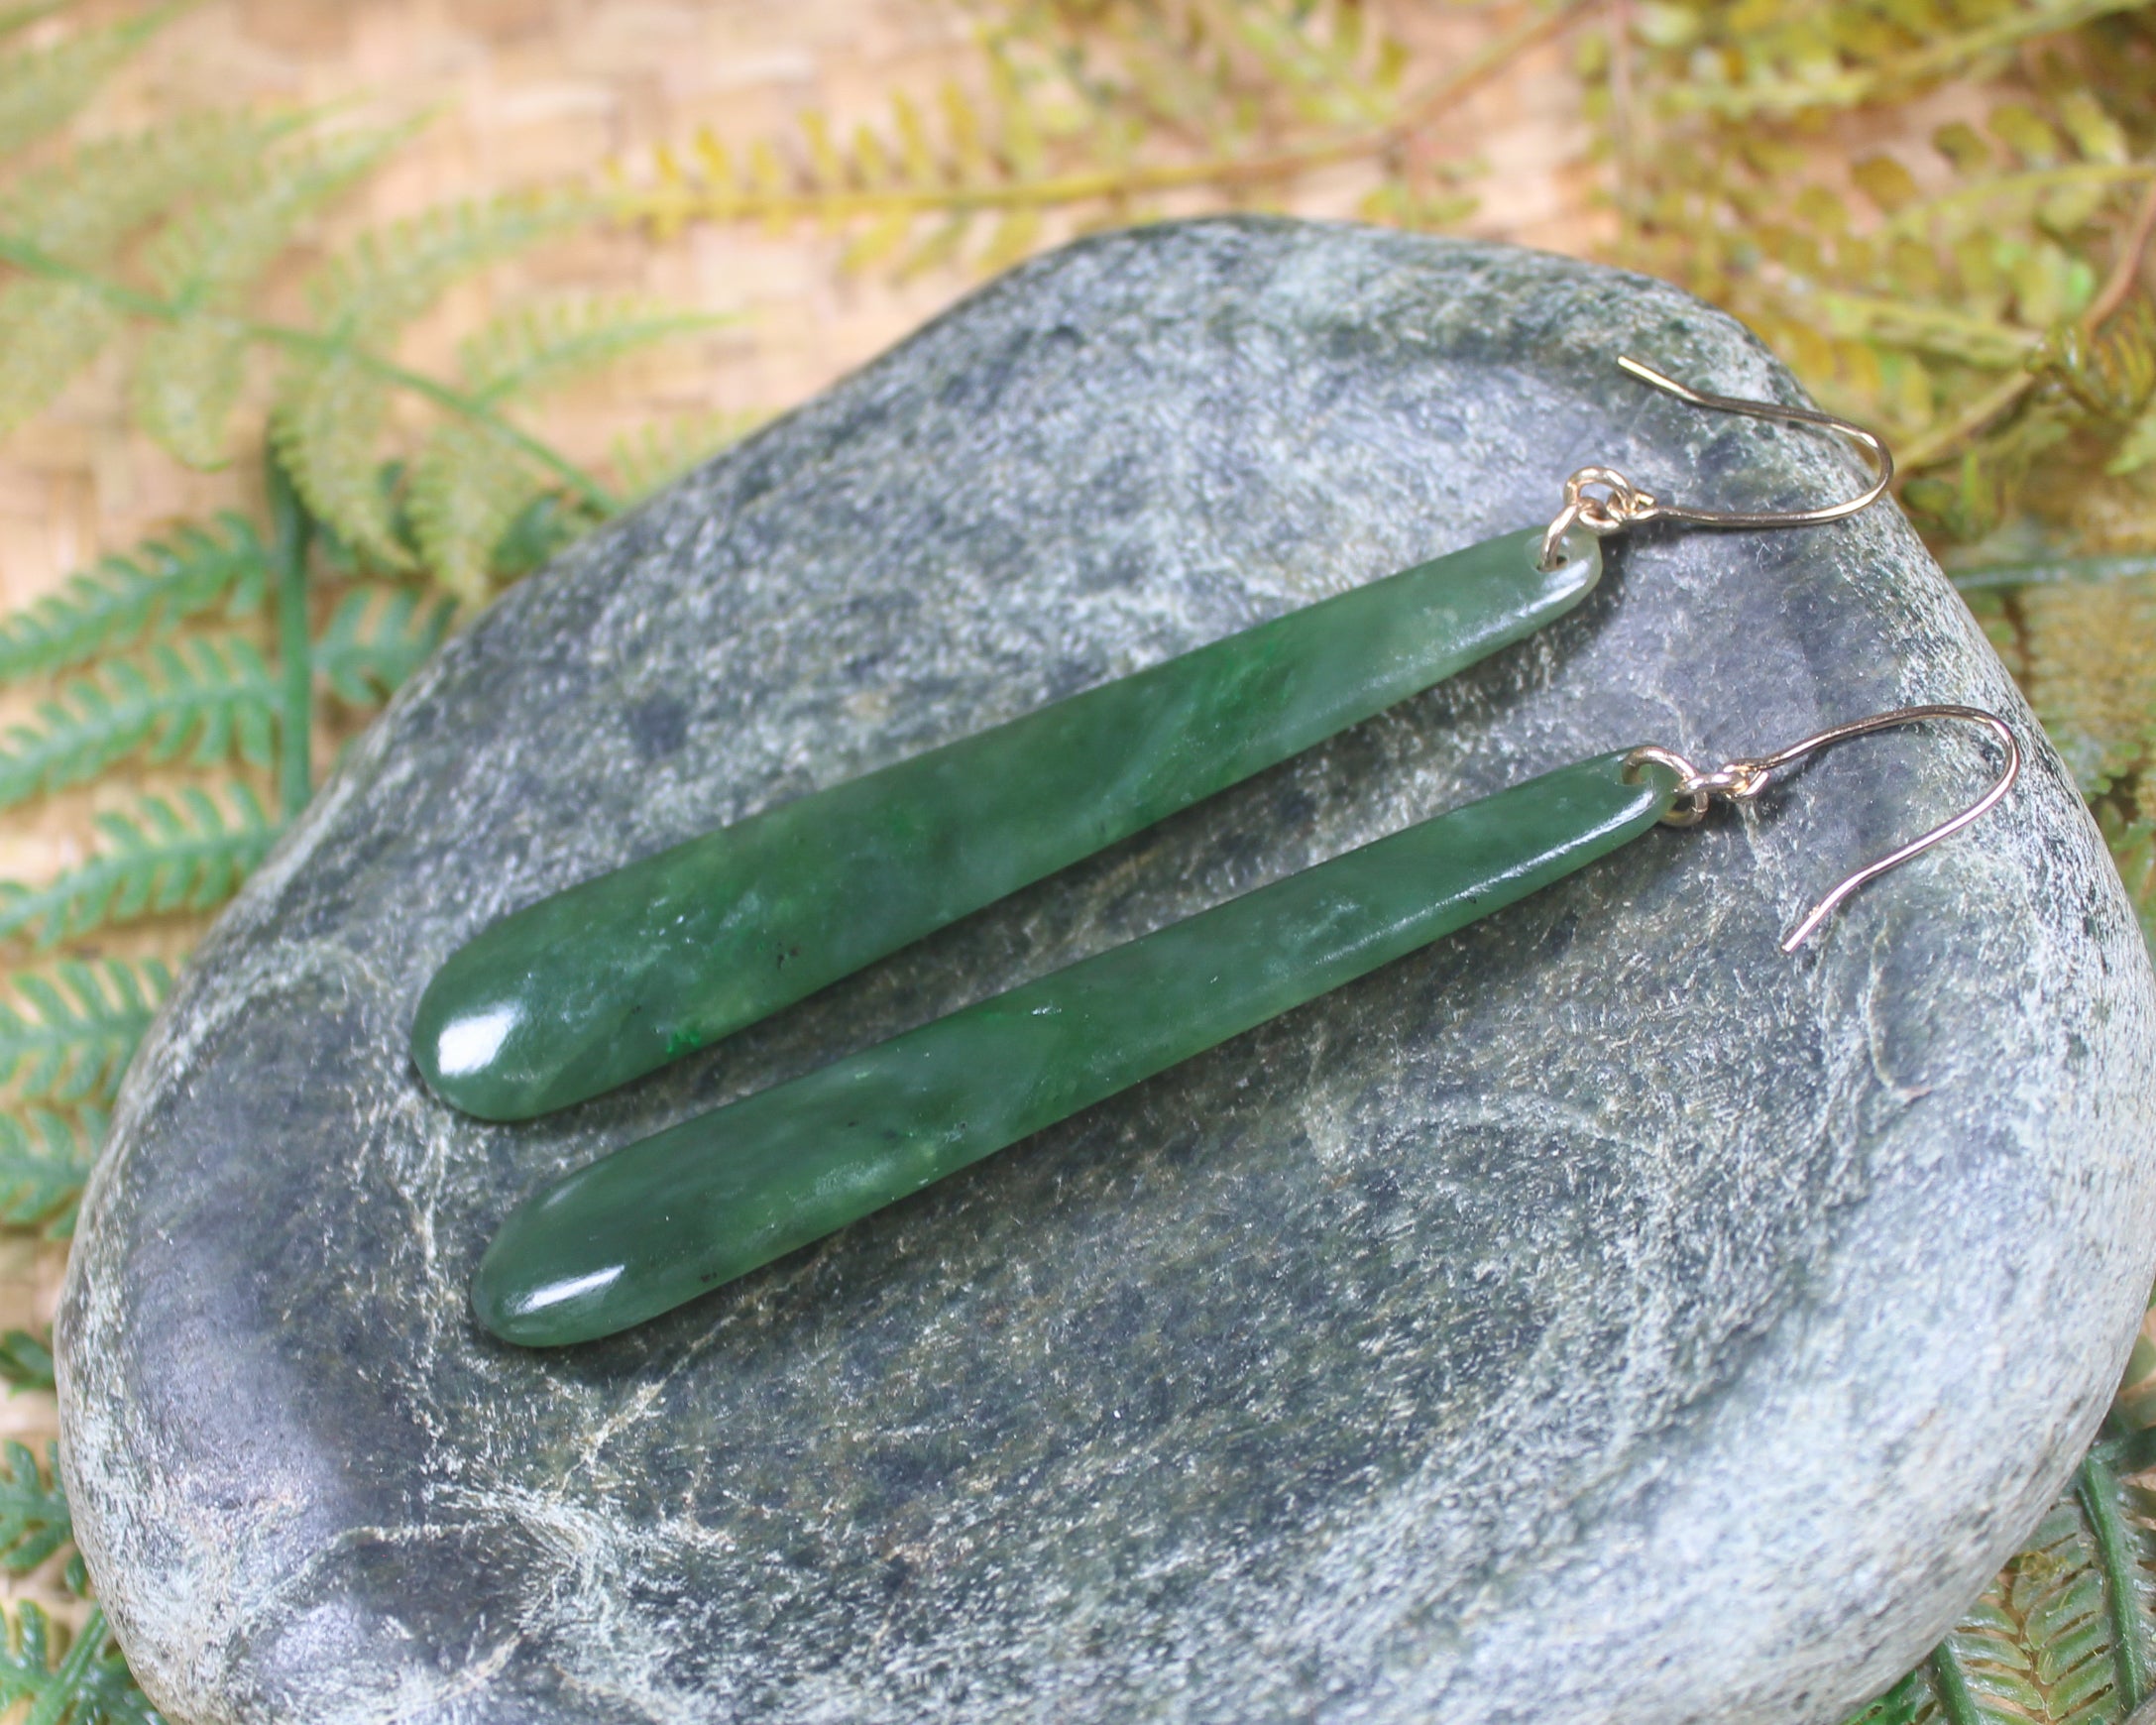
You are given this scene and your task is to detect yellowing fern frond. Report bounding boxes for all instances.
[620,0,1441,274]
[130,316,248,470]
[1659,0,2145,119]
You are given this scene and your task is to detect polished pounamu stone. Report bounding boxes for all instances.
[415,524,1600,1121]
[57,220,2156,1725]
[478,752,1674,1344]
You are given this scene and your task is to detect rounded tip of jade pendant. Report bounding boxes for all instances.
[410,965,544,1122]
[471,1201,627,1348]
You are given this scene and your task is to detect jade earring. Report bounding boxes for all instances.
[472,704,2019,1347]
[411,359,1892,1123]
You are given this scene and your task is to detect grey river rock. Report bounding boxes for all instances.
[56,217,2156,1724]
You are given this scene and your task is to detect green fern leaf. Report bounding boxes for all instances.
[1843,1670,1925,1725]
[0,1328,54,1395]
[0,635,277,809]
[306,192,584,342]
[145,124,407,306]
[0,782,279,947]
[1,110,296,261]
[135,125,409,467]
[315,587,456,704]
[0,1440,70,1576]
[0,514,267,686]
[130,317,249,472]
[1843,1430,2156,1725]
[0,960,167,1108]
[271,355,403,568]
[0,113,294,431]
[0,1108,99,1235]
[0,3,180,161]
[490,493,597,582]
[0,1602,160,1725]
[609,410,757,502]
[405,422,542,603]
[456,297,724,402]
[0,280,121,437]
[400,298,720,594]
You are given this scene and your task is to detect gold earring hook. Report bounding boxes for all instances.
[1540,357,1895,568]
[1624,704,2019,953]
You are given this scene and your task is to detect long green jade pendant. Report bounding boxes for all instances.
[416,526,1600,1119]
[475,750,1676,1346]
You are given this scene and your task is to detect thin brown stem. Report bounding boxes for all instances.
[2088,172,2156,330]
[1900,172,2156,473]
[629,0,1595,228]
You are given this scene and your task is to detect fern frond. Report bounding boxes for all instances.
[272,197,592,554]
[0,280,120,436]
[146,124,408,306]
[0,1603,158,1724]
[1661,0,2144,119]
[0,782,279,948]
[609,409,758,503]
[406,423,543,604]
[0,1440,71,1577]
[0,1108,99,1236]
[306,192,585,342]
[1211,0,1401,129]
[315,587,455,704]
[136,125,410,467]
[0,112,296,430]
[0,961,167,1108]
[0,3,179,161]
[271,355,402,568]
[454,494,582,587]
[130,316,245,473]
[624,0,1422,268]
[0,514,267,686]
[0,635,277,809]
[0,109,294,262]
[1843,1423,2156,1725]
[457,297,724,402]
[1842,1670,1924,1725]
[0,1328,55,1395]
[396,298,720,594]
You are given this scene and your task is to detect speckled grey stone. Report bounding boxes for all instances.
[56,219,2156,1725]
